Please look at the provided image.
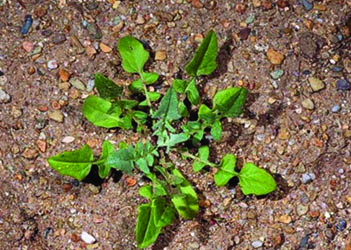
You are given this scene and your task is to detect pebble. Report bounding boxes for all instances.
[155,50,167,61]
[296,204,309,216]
[0,89,11,103]
[48,60,58,70]
[135,14,145,24]
[87,79,95,92]
[270,69,284,80]
[81,231,96,244]
[87,23,102,40]
[300,0,313,11]
[301,173,315,184]
[308,77,325,92]
[52,33,66,45]
[48,110,64,122]
[299,235,309,248]
[331,105,340,113]
[278,214,292,224]
[301,98,314,110]
[99,42,112,53]
[23,41,34,53]
[21,15,33,35]
[335,219,347,231]
[0,75,7,86]
[36,139,47,153]
[62,136,75,143]
[238,27,251,40]
[267,48,285,65]
[336,78,350,91]
[22,147,39,159]
[252,240,263,248]
[58,68,70,82]
[69,78,85,90]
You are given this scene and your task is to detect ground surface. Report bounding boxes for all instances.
[1,0,351,249]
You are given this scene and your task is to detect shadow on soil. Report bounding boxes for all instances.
[82,166,123,187]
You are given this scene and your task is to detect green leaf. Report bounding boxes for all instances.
[47,144,93,181]
[238,162,277,195]
[173,79,188,94]
[139,92,161,106]
[118,36,149,74]
[133,111,148,124]
[152,87,180,121]
[214,154,237,187]
[136,158,150,174]
[129,79,143,93]
[170,167,198,219]
[142,72,159,84]
[178,101,188,118]
[213,87,248,118]
[117,99,138,109]
[152,197,175,227]
[139,185,153,200]
[185,79,199,106]
[136,204,161,249]
[185,30,218,76]
[105,147,135,173]
[97,140,115,179]
[82,95,130,129]
[198,104,216,123]
[193,146,209,172]
[94,73,123,100]
[211,120,222,141]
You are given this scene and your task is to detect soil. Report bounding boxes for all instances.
[1,0,351,249]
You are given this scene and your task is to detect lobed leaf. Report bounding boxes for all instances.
[238,163,277,195]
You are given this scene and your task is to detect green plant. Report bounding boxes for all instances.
[48,30,276,249]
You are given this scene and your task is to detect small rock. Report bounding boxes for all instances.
[87,79,95,92]
[252,240,263,248]
[296,204,309,216]
[86,46,97,59]
[28,66,36,75]
[20,15,33,35]
[135,14,145,24]
[52,33,66,45]
[267,48,285,65]
[87,23,102,40]
[58,68,70,82]
[62,136,75,143]
[252,0,261,7]
[23,41,34,53]
[335,219,347,231]
[308,77,325,92]
[331,105,340,113]
[278,214,292,224]
[0,75,7,86]
[301,173,315,184]
[194,33,203,43]
[69,78,85,91]
[36,139,47,153]
[299,235,309,248]
[48,110,64,122]
[300,0,313,11]
[81,232,95,244]
[99,42,112,53]
[343,130,351,138]
[302,98,314,110]
[22,147,39,159]
[192,0,203,8]
[0,89,11,103]
[336,78,350,91]
[155,50,167,61]
[48,60,58,70]
[270,69,284,79]
[238,27,251,40]
[88,184,100,195]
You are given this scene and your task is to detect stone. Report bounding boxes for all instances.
[69,78,85,91]
[58,68,70,82]
[331,105,340,113]
[23,41,34,52]
[238,27,251,40]
[252,240,263,248]
[36,139,47,153]
[0,89,11,103]
[300,0,313,11]
[48,110,64,122]
[155,50,167,61]
[270,69,284,79]
[22,147,39,159]
[48,59,58,70]
[62,136,75,143]
[278,214,292,224]
[296,204,309,216]
[301,98,314,110]
[0,75,7,86]
[81,231,96,244]
[308,77,325,92]
[267,48,284,65]
[135,14,145,24]
[336,78,350,91]
[52,33,66,45]
[99,43,112,53]
[301,173,315,184]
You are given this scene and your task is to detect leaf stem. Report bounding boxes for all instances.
[140,72,153,115]
[181,152,217,168]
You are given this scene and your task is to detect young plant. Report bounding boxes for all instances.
[47,30,277,249]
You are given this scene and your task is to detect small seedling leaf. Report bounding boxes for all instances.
[193,146,210,172]
[198,104,216,123]
[142,72,159,85]
[214,154,237,187]
[213,87,247,118]
[97,140,115,179]
[152,87,180,121]
[185,79,199,105]
[139,92,161,106]
[139,185,153,200]
[105,147,135,173]
[118,36,149,74]
[173,79,188,94]
[185,30,218,76]
[152,197,175,227]
[211,120,222,141]
[94,73,123,99]
[238,162,277,195]
[48,144,93,181]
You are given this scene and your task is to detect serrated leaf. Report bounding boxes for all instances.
[139,185,153,200]
[82,95,131,129]
[152,87,180,121]
[170,167,198,219]
[238,162,277,195]
[198,104,216,123]
[142,72,159,84]
[94,73,123,99]
[136,204,161,249]
[118,36,149,74]
[185,79,199,105]
[214,154,237,187]
[213,87,248,118]
[211,120,222,141]
[105,147,135,173]
[97,140,115,179]
[47,144,93,181]
[185,30,218,76]
[173,79,188,94]
[193,146,209,172]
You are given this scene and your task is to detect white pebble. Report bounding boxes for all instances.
[81,231,96,244]
[62,136,75,143]
[48,59,58,70]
